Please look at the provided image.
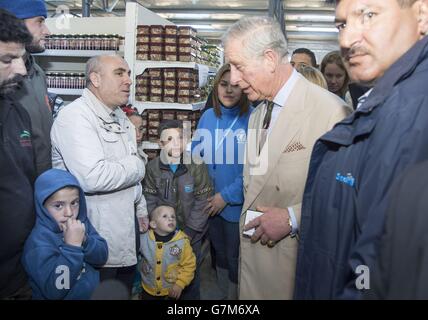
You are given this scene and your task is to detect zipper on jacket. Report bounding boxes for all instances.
[164,178,170,200]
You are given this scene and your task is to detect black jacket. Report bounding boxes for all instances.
[15,54,52,176]
[295,36,428,299]
[0,96,36,298]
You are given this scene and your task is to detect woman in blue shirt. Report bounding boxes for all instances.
[192,63,252,299]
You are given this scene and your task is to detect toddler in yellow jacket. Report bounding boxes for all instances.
[139,205,196,300]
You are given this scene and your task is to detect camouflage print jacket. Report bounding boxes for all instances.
[143,156,213,243]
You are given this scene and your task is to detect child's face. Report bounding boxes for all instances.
[159,128,184,160]
[128,115,144,145]
[150,208,177,236]
[44,187,80,231]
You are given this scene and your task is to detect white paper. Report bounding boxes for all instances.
[242,209,263,237]
[198,64,209,88]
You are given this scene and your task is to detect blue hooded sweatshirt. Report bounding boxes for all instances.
[22,169,108,300]
[192,105,253,222]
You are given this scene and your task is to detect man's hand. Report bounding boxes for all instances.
[63,218,86,247]
[204,193,227,216]
[168,284,183,300]
[243,206,291,245]
[138,216,149,233]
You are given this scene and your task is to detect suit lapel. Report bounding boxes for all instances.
[243,101,264,184]
[243,75,312,212]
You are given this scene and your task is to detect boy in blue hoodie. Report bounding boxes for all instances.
[22,169,108,300]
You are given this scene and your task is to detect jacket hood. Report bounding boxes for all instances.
[24,53,35,76]
[34,169,87,233]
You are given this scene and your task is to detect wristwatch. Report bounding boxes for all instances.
[288,216,297,238]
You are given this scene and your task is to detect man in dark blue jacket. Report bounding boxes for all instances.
[0,9,36,299]
[367,160,428,299]
[294,0,428,299]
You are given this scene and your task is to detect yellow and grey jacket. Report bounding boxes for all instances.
[139,229,196,296]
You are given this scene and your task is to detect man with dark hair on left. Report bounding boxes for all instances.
[0,8,37,300]
[0,0,53,176]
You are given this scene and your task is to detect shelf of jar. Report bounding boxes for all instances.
[35,50,123,57]
[141,141,160,150]
[48,88,84,96]
[134,100,206,112]
[135,60,217,75]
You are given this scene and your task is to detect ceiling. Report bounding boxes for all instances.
[45,0,340,60]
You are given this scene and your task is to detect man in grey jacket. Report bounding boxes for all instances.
[0,0,52,176]
[51,55,146,295]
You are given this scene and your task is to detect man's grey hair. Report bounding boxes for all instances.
[85,55,104,87]
[222,16,288,60]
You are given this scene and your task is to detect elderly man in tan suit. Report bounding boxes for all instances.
[223,16,351,299]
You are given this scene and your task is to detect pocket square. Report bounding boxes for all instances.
[284,141,306,153]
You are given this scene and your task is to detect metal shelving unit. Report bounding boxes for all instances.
[36,16,126,104]
[134,100,207,112]
[47,88,84,96]
[34,49,122,57]
[124,2,217,149]
[134,60,217,76]
[141,141,160,150]
[125,2,217,111]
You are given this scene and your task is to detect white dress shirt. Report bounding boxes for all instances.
[263,68,300,236]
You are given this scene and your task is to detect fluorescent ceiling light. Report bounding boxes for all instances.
[158,13,244,20]
[288,26,338,33]
[176,24,215,29]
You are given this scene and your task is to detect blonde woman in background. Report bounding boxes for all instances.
[321,50,353,107]
[296,64,328,89]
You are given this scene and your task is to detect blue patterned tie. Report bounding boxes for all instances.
[262,100,275,129]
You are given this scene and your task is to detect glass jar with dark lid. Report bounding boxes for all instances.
[85,34,93,50]
[77,34,86,50]
[59,73,68,89]
[68,73,76,89]
[110,34,120,51]
[79,73,86,88]
[45,72,52,88]
[54,34,62,50]
[60,35,68,50]
[93,34,102,50]
[101,34,110,50]
[68,35,77,50]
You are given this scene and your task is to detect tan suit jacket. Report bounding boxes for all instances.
[239,74,351,299]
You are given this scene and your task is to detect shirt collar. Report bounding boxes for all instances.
[272,68,299,107]
[83,88,123,121]
[356,88,373,110]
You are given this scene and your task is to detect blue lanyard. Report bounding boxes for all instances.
[215,115,239,153]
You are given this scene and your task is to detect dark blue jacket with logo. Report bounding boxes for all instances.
[294,36,428,300]
[22,169,108,300]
